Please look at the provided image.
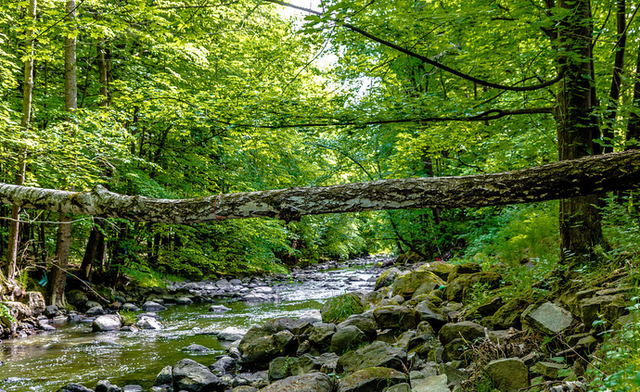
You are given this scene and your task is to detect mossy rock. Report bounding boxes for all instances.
[375,268,401,291]
[445,271,502,302]
[490,298,531,330]
[337,367,407,392]
[321,293,366,324]
[391,270,445,300]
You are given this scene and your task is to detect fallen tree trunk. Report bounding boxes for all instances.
[1,151,639,224]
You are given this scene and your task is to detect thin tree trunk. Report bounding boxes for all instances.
[49,0,77,307]
[6,0,37,280]
[627,40,640,150]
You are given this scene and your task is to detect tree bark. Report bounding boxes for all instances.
[0,151,638,224]
[602,0,626,154]
[6,0,37,279]
[49,0,77,307]
[627,40,640,150]
[554,0,606,263]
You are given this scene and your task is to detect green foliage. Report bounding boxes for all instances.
[321,293,366,323]
[118,310,137,327]
[0,303,16,324]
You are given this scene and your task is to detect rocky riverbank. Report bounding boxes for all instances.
[4,256,635,392]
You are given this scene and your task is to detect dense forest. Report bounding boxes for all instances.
[0,0,639,319]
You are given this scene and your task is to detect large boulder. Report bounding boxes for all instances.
[3,301,32,320]
[522,302,573,335]
[490,298,530,330]
[337,367,407,392]
[239,330,297,368]
[66,290,89,310]
[579,294,626,328]
[260,372,332,392]
[438,321,485,345]
[154,365,173,387]
[137,316,163,330]
[321,293,366,323]
[375,268,401,291]
[391,270,445,300]
[337,315,377,341]
[21,291,46,316]
[412,374,449,392]
[445,271,501,302]
[218,327,247,341]
[92,314,122,332]
[142,301,167,312]
[337,341,407,374]
[414,301,446,332]
[173,358,227,392]
[309,323,337,349]
[330,325,367,353]
[373,306,420,330]
[484,358,529,392]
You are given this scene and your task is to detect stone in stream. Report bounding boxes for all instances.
[92,314,122,332]
[239,330,297,368]
[137,316,163,330]
[337,314,377,341]
[153,365,173,387]
[298,309,322,324]
[484,358,529,392]
[309,323,337,349]
[21,291,46,316]
[142,301,167,312]
[173,358,227,392]
[210,355,237,375]
[217,326,247,341]
[337,367,407,392]
[209,305,231,312]
[260,372,332,392]
[123,386,142,392]
[86,305,105,317]
[58,384,94,392]
[122,303,140,312]
[183,343,211,353]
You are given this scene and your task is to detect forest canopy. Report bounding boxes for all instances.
[0,0,639,306]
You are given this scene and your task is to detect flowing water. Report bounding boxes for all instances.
[0,259,382,391]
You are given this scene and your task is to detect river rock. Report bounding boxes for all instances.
[375,268,401,290]
[123,386,142,392]
[298,309,322,324]
[337,314,377,341]
[3,301,32,320]
[531,361,568,378]
[490,298,530,329]
[210,305,231,312]
[484,358,529,392]
[337,367,407,392]
[137,316,163,330]
[175,296,193,305]
[309,323,337,349]
[391,270,444,299]
[412,374,449,392]
[290,353,324,376]
[142,301,167,312]
[522,302,573,335]
[218,327,247,341]
[337,341,407,374]
[173,358,227,392]
[373,306,420,330]
[239,330,296,368]
[210,356,237,375]
[59,384,94,392]
[183,344,211,353]
[261,372,332,392]
[21,291,46,316]
[415,301,446,332]
[438,321,485,345]
[442,338,466,362]
[86,305,105,317]
[445,271,502,302]
[67,290,89,310]
[122,303,140,312]
[330,325,367,353]
[268,357,291,380]
[154,365,173,387]
[92,314,122,332]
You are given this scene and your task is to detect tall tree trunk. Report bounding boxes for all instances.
[602,0,627,154]
[6,0,36,280]
[554,0,606,264]
[627,41,640,150]
[49,0,77,307]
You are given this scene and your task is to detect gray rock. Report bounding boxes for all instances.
[153,365,173,387]
[95,380,121,392]
[412,374,449,392]
[531,361,568,378]
[92,314,121,332]
[337,367,407,392]
[309,323,337,349]
[485,358,529,392]
[298,309,322,324]
[239,330,296,368]
[209,355,236,375]
[337,341,407,374]
[209,305,231,312]
[142,301,167,312]
[123,386,142,392]
[442,338,466,362]
[415,301,446,332]
[338,314,377,341]
[373,306,420,330]
[122,303,140,312]
[22,291,46,316]
[523,302,573,335]
[330,325,367,353]
[261,372,332,392]
[173,358,227,392]
[86,305,105,317]
[67,290,89,310]
[217,327,247,341]
[375,268,401,291]
[45,305,59,317]
[268,356,290,380]
[137,316,163,330]
[438,321,485,345]
[176,296,193,305]
[290,353,323,376]
[58,384,94,392]
[183,344,211,353]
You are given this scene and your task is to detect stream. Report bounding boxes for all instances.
[0,257,384,392]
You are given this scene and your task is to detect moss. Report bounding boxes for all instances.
[321,293,366,323]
